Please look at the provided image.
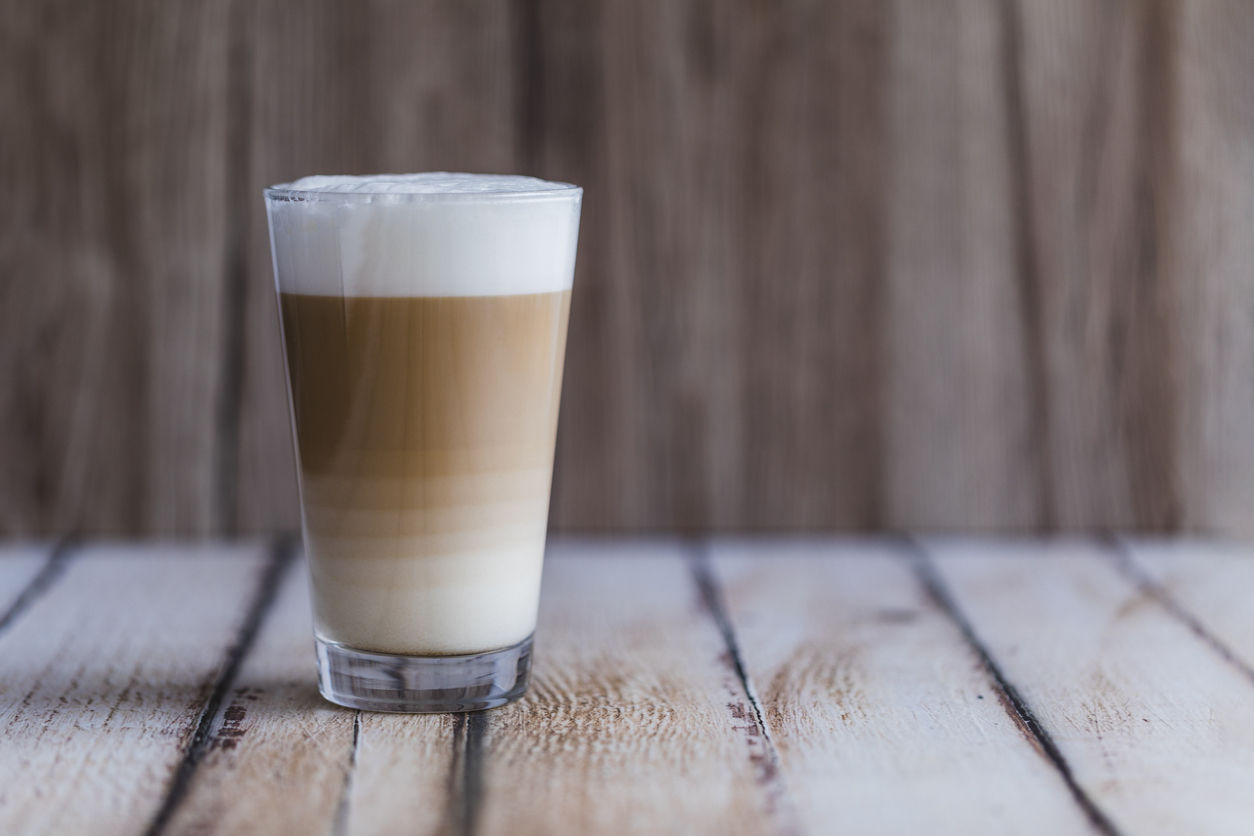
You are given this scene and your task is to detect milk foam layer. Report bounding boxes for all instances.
[267,173,581,297]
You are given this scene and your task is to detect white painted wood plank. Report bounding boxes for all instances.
[0,543,269,836]
[1125,539,1254,674]
[0,543,52,616]
[474,539,782,836]
[338,687,455,834]
[166,553,362,835]
[929,538,1254,836]
[711,538,1097,836]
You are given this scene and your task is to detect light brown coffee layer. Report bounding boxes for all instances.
[278,290,570,654]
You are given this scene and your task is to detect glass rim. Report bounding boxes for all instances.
[264,174,582,204]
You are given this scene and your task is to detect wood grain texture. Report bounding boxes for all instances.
[5,2,1254,535]
[0,0,232,536]
[157,540,790,835]
[1122,539,1254,676]
[883,0,1040,527]
[927,538,1254,835]
[155,547,458,836]
[536,0,759,528]
[340,712,456,836]
[164,555,357,836]
[0,543,269,835]
[1168,1,1254,534]
[0,538,1253,834]
[1009,0,1182,529]
[711,539,1097,835]
[541,0,889,529]
[475,541,783,835]
[0,544,53,616]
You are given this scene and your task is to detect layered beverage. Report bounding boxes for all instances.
[265,173,581,711]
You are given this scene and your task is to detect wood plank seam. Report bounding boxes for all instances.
[331,710,362,836]
[142,535,298,836]
[1107,536,1254,688]
[1127,0,1186,529]
[999,0,1055,528]
[0,538,75,637]
[511,0,543,171]
[446,710,489,836]
[907,538,1122,836]
[689,541,803,836]
[212,1,257,537]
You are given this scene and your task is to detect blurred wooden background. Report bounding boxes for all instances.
[3,0,1253,536]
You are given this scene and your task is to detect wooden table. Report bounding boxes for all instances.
[2,538,1252,835]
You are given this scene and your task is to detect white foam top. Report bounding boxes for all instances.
[266,173,581,297]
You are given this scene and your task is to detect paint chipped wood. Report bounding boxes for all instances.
[340,710,456,834]
[164,551,358,836]
[926,538,1254,836]
[0,543,271,834]
[2,538,1253,835]
[711,539,1096,835]
[474,541,781,836]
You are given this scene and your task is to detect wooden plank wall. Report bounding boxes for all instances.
[2,0,1253,536]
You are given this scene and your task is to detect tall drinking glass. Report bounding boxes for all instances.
[264,173,581,712]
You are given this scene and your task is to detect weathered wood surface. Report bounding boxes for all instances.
[710,540,1095,834]
[1120,539,1254,677]
[0,543,272,835]
[0,544,51,619]
[477,541,781,835]
[1,0,233,535]
[162,543,361,836]
[5,3,1254,537]
[2,538,1254,834]
[925,538,1254,835]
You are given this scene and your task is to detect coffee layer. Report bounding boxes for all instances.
[279,290,571,654]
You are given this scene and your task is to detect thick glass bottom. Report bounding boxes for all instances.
[315,634,532,713]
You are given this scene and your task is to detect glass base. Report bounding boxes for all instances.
[315,634,533,713]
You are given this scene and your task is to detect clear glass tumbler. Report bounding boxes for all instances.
[265,173,581,712]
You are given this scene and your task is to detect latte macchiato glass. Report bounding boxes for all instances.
[265,173,581,712]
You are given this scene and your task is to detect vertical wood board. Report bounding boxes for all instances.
[0,0,233,535]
